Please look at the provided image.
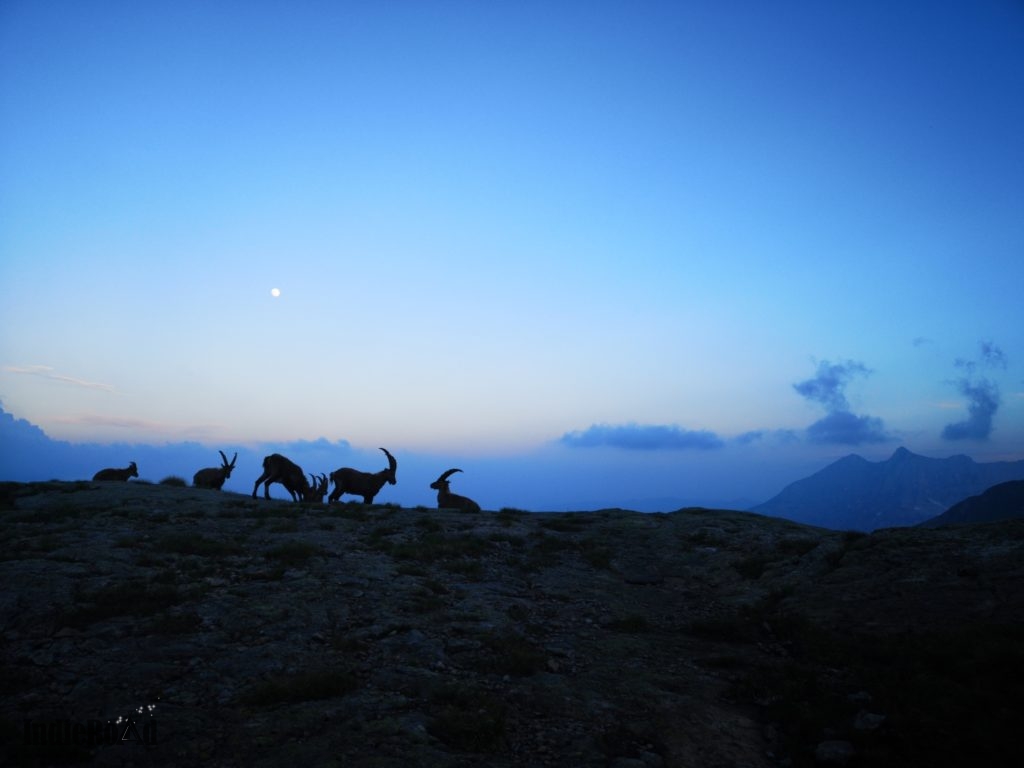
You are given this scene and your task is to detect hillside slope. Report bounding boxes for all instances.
[2,481,1023,767]
[921,480,1024,528]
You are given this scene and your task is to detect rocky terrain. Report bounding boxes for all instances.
[2,481,1022,767]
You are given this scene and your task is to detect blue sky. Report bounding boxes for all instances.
[1,1,1022,510]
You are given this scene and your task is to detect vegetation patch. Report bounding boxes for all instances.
[263,540,325,566]
[539,516,590,532]
[0,483,20,511]
[487,532,525,548]
[247,505,302,522]
[690,590,1024,768]
[496,507,527,526]
[409,589,447,614]
[732,554,769,580]
[580,539,613,569]
[390,531,491,563]
[63,581,185,628]
[426,683,506,752]
[414,516,443,533]
[13,534,65,556]
[155,533,243,557]
[442,558,485,579]
[324,503,369,521]
[368,523,403,545]
[6,503,85,524]
[395,562,427,577]
[606,614,651,633]
[237,666,359,706]
[141,609,203,635]
[478,630,546,677]
[268,519,299,533]
[775,537,819,557]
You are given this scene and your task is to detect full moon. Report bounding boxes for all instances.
[270,288,281,298]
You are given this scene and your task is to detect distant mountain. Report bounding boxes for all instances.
[920,480,1024,528]
[751,447,1024,531]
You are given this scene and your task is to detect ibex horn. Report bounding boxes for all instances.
[437,468,463,483]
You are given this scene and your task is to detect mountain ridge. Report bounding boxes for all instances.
[751,447,1024,531]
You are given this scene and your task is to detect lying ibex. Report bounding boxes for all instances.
[193,451,237,490]
[329,448,397,504]
[92,461,138,482]
[430,468,481,512]
[252,454,324,502]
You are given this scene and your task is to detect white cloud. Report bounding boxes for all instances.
[4,365,116,392]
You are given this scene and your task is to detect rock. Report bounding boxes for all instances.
[610,759,648,768]
[624,573,665,586]
[853,710,886,731]
[815,740,855,765]
[639,750,664,767]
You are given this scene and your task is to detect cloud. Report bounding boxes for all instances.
[4,365,115,392]
[733,429,800,446]
[806,411,889,445]
[911,336,932,348]
[52,413,225,440]
[942,341,1007,442]
[942,378,1000,441]
[954,340,1008,376]
[792,360,871,412]
[793,359,891,445]
[734,430,765,445]
[67,415,171,430]
[979,341,1008,370]
[560,423,724,451]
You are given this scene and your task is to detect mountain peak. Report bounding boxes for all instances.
[889,446,915,461]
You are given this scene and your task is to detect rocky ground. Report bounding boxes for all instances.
[1,481,1022,767]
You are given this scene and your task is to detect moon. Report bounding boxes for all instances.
[270,288,281,298]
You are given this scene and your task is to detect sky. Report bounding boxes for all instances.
[1,1,1023,511]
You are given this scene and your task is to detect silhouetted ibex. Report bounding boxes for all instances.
[193,451,237,490]
[252,454,324,502]
[430,468,481,512]
[92,461,138,482]
[306,472,329,503]
[329,448,397,504]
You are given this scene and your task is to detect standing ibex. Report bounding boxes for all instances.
[328,448,397,504]
[252,454,325,502]
[430,468,481,512]
[92,461,138,482]
[193,451,238,490]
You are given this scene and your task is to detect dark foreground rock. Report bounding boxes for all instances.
[1,481,1022,767]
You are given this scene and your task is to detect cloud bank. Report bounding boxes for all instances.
[560,423,725,451]
[793,360,890,445]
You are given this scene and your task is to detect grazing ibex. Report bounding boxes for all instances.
[193,450,237,490]
[306,472,329,503]
[92,461,138,482]
[252,453,324,502]
[329,447,397,504]
[430,468,481,512]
